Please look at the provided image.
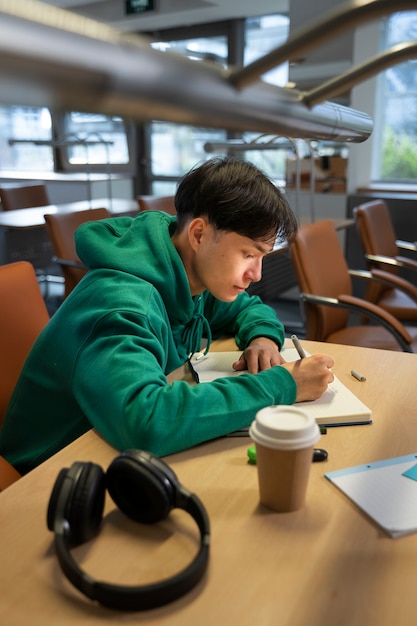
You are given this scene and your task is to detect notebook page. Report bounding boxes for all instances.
[191,348,372,426]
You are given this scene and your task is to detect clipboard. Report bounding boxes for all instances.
[325,454,417,537]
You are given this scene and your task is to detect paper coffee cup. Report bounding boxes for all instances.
[249,406,320,512]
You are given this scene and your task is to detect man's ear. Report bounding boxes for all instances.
[188,217,209,251]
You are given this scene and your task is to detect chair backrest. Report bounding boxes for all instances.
[44,208,111,298]
[353,199,400,304]
[0,455,21,491]
[354,199,399,260]
[290,220,352,341]
[137,195,176,215]
[0,261,50,427]
[0,184,50,211]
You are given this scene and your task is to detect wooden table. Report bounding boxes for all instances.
[0,197,139,229]
[1,338,417,626]
[0,197,139,268]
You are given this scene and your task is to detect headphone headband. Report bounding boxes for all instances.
[47,449,210,611]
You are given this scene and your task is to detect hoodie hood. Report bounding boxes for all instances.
[74,210,212,353]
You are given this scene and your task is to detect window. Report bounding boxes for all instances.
[146,34,228,193]
[374,11,417,182]
[211,16,290,184]
[59,112,131,169]
[151,35,227,66]
[148,122,228,195]
[0,106,53,171]
[0,106,132,173]
[244,14,289,88]
[150,122,227,177]
[146,14,289,193]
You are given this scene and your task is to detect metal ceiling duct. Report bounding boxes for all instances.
[0,0,373,142]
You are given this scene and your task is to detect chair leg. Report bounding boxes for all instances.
[35,270,49,298]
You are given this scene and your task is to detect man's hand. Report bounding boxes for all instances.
[280,354,335,402]
[232,339,334,403]
[232,337,284,374]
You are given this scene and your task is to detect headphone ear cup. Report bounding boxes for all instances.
[48,462,106,546]
[68,462,106,545]
[106,452,175,524]
[47,467,70,532]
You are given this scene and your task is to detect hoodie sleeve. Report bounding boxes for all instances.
[72,303,296,458]
[204,291,286,350]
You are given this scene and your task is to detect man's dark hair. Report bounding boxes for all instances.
[175,156,298,243]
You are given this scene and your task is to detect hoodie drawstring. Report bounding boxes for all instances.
[181,312,212,356]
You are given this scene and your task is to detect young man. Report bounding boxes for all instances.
[0,157,334,474]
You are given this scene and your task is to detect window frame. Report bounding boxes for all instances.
[53,113,136,175]
[0,106,136,175]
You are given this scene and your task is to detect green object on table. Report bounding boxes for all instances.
[247,445,257,464]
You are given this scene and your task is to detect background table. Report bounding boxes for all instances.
[0,197,139,269]
[1,338,416,626]
[0,198,138,229]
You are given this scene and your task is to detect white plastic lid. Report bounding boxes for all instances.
[249,405,320,450]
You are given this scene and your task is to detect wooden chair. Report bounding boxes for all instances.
[0,183,59,295]
[137,195,176,215]
[354,199,417,321]
[44,208,111,299]
[0,261,50,490]
[0,183,50,211]
[290,220,417,352]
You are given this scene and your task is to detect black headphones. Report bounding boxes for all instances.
[47,449,210,611]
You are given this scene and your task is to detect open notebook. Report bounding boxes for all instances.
[191,348,372,427]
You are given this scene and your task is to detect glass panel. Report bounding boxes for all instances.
[148,19,289,187]
[149,35,228,183]
[245,14,290,87]
[0,105,53,171]
[63,112,130,165]
[151,122,227,177]
[152,180,178,196]
[151,36,227,67]
[378,11,417,181]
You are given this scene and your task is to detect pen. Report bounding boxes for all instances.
[351,369,366,382]
[291,334,306,359]
[187,355,200,384]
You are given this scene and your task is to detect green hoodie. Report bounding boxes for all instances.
[0,211,296,474]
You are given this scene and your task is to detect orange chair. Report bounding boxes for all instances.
[354,199,417,272]
[290,220,417,352]
[0,183,50,211]
[354,199,417,321]
[137,195,176,215]
[0,261,50,490]
[0,457,21,492]
[44,208,111,299]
